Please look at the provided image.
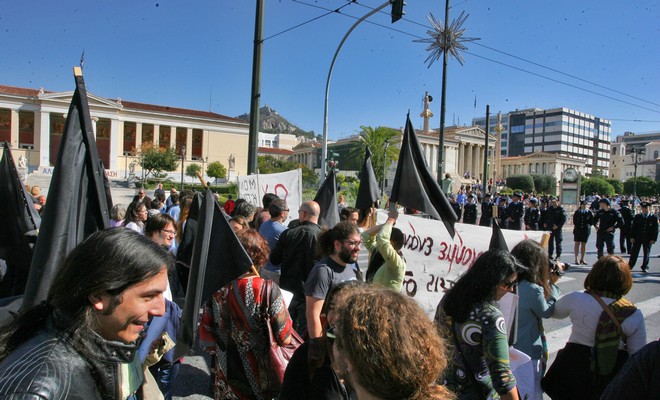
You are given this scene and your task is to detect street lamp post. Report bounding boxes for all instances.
[382,139,390,199]
[631,148,642,202]
[180,145,186,191]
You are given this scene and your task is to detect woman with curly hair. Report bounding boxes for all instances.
[331,285,454,400]
[200,229,294,400]
[510,239,561,399]
[542,255,646,399]
[436,249,521,400]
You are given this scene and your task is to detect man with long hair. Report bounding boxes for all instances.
[0,229,171,399]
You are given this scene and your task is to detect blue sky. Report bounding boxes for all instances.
[2,1,659,139]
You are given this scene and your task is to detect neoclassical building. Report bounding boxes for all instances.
[500,152,587,193]
[0,84,249,180]
[609,141,660,182]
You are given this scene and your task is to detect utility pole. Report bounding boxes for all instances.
[483,105,489,192]
[247,0,264,175]
[436,0,450,183]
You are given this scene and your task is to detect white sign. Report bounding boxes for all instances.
[375,210,547,316]
[237,169,302,224]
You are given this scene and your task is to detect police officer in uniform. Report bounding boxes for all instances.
[479,193,494,227]
[463,195,478,224]
[497,197,508,228]
[539,198,549,231]
[593,198,623,258]
[628,201,658,273]
[449,194,462,222]
[618,199,634,254]
[572,200,594,265]
[544,196,567,260]
[506,192,525,230]
[524,198,540,230]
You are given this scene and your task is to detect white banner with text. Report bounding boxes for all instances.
[237,169,302,224]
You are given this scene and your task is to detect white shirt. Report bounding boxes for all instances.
[552,291,647,354]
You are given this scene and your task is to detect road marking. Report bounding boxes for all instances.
[546,296,660,354]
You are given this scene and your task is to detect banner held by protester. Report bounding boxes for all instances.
[237,169,302,224]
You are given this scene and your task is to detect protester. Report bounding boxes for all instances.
[255,193,279,231]
[279,281,355,400]
[223,194,236,215]
[362,209,406,291]
[175,195,200,294]
[542,255,647,399]
[232,199,257,225]
[333,285,454,400]
[628,201,658,273]
[200,228,294,400]
[601,340,660,400]
[165,187,178,209]
[271,200,322,336]
[510,240,560,400]
[259,198,289,284]
[167,193,181,223]
[435,249,520,400]
[123,200,148,234]
[109,203,126,227]
[305,221,360,340]
[133,187,152,206]
[572,200,594,265]
[229,215,250,232]
[339,206,359,225]
[0,229,170,398]
[618,199,634,254]
[356,207,375,231]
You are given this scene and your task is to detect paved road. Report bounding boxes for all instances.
[24,174,660,399]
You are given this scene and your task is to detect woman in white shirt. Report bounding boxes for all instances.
[542,255,646,399]
[122,200,148,234]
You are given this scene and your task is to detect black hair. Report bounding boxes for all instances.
[339,207,356,221]
[317,221,360,257]
[262,193,279,209]
[0,229,171,361]
[365,227,404,282]
[122,200,145,226]
[442,249,518,323]
[144,213,176,237]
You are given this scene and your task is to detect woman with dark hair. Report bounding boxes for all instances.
[0,229,170,398]
[200,229,294,400]
[123,200,148,234]
[332,285,454,400]
[510,239,561,400]
[355,207,374,232]
[542,255,646,400]
[436,249,520,400]
[362,209,406,291]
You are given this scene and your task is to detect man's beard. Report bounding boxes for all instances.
[338,247,356,264]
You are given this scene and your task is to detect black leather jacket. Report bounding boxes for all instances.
[0,319,140,399]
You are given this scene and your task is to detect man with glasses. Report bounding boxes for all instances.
[258,198,289,285]
[145,213,177,250]
[304,221,361,340]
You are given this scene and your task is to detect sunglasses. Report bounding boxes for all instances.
[326,325,337,344]
[501,279,517,289]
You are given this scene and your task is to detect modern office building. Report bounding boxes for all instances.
[474,107,611,175]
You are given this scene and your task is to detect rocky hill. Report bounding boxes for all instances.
[236,105,319,140]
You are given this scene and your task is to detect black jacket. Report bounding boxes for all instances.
[631,213,659,242]
[594,209,623,233]
[0,319,139,399]
[524,207,540,230]
[271,221,322,295]
[463,203,477,224]
[618,206,634,232]
[545,206,567,230]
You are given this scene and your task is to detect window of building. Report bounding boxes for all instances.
[192,129,203,160]
[142,124,154,146]
[123,122,136,155]
[176,127,186,156]
[0,109,10,143]
[542,163,547,174]
[19,111,34,148]
[655,151,659,159]
[159,126,171,150]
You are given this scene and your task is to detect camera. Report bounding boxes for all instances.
[549,260,565,277]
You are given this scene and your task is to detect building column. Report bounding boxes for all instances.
[109,119,120,171]
[153,125,160,147]
[458,143,463,175]
[135,123,142,152]
[36,111,50,168]
[169,127,176,148]
[186,128,193,159]
[10,109,19,148]
[467,144,473,177]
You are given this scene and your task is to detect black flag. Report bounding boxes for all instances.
[314,169,340,228]
[22,68,110,309]
[176,188,253,358]
[0,143,41,297]
[390,114,458,237]
[489,219,509,251]
[355,146,380,210]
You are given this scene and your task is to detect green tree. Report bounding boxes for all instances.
[605,178,623,194]
[348,126,401,184]
[185,163,202,178]
[257,155,317,188]
[581,177,615,197]
[140,144,179,178]
[505,174,534,193]
[623,176,656,197]
[531,174,554,194]
[207,161,227,180]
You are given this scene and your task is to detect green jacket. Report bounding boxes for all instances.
[362,223,406,292]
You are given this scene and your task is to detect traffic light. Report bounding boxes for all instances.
[391,0,406,23]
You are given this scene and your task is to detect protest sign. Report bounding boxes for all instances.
[237,169,302,224]
[376,210,546,316]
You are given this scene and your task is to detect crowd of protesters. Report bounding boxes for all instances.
[0,184,657,400]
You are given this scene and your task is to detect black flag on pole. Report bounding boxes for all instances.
[314,169,340,228]
[489,219,509,251]
[355,146,380,210]
[175,188,253,359]
[22,68,110,309]
[0,143,41,297]
[389,114,457,237]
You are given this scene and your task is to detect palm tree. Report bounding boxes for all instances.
[349,126,401,185]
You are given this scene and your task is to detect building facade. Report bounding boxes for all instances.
[500,152,587,194]
[609,140,659,182]
[474,107,611,176]
[0,84,249,180]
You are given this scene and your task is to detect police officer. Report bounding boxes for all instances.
[506,192,525,230]
[479,193,494,227]
[618,199,634,254]
[463,195,478,224]
[572,200,594,265]
[524,198,540,230]
[544,196,567,260]
[539,198,549,231]
[448,194,462,222]
[497,197,508,228]
[593,198,623,258]
[628,201,658,273]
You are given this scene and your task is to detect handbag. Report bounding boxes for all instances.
[260,279,304,386]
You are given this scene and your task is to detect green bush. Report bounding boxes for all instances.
[505,174,534,193]
[581,177,615,197]
[605,178,623,194]
[499,188,513,196]
[623,176,657,197]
